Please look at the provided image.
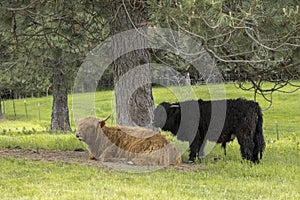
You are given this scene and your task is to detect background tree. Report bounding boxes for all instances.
[149,0,300,103]
[1,0,299,127]
[0,1,110,130]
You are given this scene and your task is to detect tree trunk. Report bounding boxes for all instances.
[110,1,156,130]
[51,67,71,131]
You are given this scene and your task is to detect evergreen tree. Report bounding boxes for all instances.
[0,1,109,130]
[148,0,300,101]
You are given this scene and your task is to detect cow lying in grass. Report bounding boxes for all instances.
[76,116,181,166]
[153,98,266,163]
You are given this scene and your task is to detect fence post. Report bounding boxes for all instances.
[0,99,2,118]
[275,121,279,140]
[13,99,16,118]
[38,102,41,121]
[2,99,5,114]
[24,100,28,119]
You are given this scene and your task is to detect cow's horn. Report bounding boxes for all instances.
[170,105,179,108]
[103,115,111,121]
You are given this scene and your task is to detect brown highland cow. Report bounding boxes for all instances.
[76,116,181,166]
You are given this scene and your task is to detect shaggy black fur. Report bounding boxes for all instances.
[153,98,266,163]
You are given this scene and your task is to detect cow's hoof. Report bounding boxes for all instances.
[89,153,97,160]
[187,160,194,164]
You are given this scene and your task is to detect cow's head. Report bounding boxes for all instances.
[75,117,100,145]
[76,115,111,144]
[153,102,180,135]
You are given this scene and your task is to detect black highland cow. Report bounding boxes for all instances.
[153,98,266,163]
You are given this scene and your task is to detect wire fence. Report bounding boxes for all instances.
[1,99,50,121]
[1,98,299,141]
[264,122,300,140]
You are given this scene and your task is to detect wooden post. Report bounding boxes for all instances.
[38,102,41,121]
[0,98,2,118]
[275,121,279,140]
[13,99,16,118]
[24,100,28,119]
[2,99,5,114]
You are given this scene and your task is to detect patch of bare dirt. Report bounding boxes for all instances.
[0,148,106,167]
[0,148,205,172]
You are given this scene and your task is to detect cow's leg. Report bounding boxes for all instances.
[252,133,260,163]
[198,128,208,160]
[236,131,255,162]
[221,142,227,156]
[99,145,119,162]
[188,131,201,163]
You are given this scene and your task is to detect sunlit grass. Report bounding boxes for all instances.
[0,133,85,151]
[2,82,300,136]
[0,154,299,200]
[0,83,299,199]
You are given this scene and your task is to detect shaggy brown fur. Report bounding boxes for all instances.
[76,116,181,166]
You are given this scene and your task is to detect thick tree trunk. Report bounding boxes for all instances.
[51,67,71,131]
[110,1,156,129]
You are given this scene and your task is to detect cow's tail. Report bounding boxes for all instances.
[255,104,265,160]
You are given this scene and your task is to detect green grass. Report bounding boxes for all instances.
[0,156,299,200]
[0,83,300,199]
[0,133,85,151]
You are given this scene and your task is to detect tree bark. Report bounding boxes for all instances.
[50,67,71,131]
[110,1,156,129]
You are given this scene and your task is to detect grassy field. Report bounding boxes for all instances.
[0,83,299,199]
